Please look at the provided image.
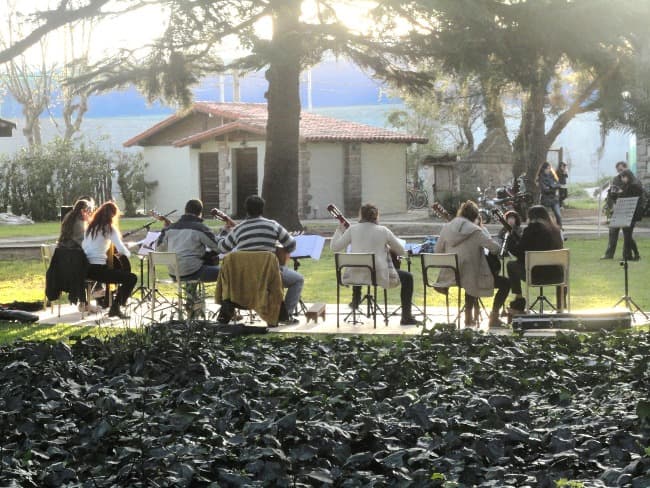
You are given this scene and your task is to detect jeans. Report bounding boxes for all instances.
[180,265,220,282]
[280,266,304,315]
[546,202,563,228]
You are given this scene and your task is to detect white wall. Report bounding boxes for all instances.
[308,143,345,218]
[361,143,407,214]
[144,145,196,216]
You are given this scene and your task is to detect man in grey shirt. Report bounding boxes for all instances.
[156,199,226,281]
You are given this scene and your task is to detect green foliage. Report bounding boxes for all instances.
[555,479,584,488]
[115,152,158,216]
[0,138,113,220]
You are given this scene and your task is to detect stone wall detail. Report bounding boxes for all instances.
[217,145,232,214]
[343,143,362,216]
[298,143,312,219]
[456,128,515,195]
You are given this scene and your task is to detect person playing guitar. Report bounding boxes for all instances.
[216,195,304,325]
[155,199,225,283]
[432,200,509,329]
[329,202,420,326]
[82,201,137,319]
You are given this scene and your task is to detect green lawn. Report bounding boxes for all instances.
[2,236,648,311]
[0,322,127,345]
[0,217,227,239]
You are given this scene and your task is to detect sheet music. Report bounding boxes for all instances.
[291,234,325,260]
[136,231,161,256]
[609,197,639,229]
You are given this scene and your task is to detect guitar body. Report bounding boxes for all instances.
[275,246,291,266]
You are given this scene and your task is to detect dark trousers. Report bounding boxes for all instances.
[464,275,510,324]
[506,260,564,308]
[351,269,415,318]
[86,264,137,307]
[603,227,621,258]
[622,223,639,260]
[492,275,510,315]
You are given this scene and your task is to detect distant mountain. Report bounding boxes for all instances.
[0,59,400,119]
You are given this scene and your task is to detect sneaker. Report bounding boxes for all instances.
[400,316,423,326]
[108,308,129,319]
[280,317,300,325]
[508,297,526,312]
[600,255,613,260]
[488,318,509,329]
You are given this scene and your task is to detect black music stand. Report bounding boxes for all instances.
[609,197,648,321]
[388,249,425,319]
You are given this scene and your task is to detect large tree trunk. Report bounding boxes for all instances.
[261,0,302,231]
[513,77,550,201]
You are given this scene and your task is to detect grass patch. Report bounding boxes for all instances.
[0,321,127,345]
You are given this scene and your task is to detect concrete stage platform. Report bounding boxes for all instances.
[34,299,648,337]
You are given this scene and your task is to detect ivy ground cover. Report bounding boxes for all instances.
[1,324,649,487]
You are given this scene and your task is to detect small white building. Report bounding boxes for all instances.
[124,102,426,219]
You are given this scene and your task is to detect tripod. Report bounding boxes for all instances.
[389,252,424,319]
[613,257,648,322]
[344,285,387,325]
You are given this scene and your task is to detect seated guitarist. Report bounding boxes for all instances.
[217,195,303,325]
[330,203,420,326]
[434,200,508,328]
[82,201,137,319]
[156,199,225,282]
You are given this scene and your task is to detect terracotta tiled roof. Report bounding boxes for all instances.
[173,121,266,147]
[124,102,428,147]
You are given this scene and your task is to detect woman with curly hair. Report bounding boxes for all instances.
[82,201,137,318]
[58,198,94,248]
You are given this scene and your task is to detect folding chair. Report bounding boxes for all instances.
[525,249,570,314]
[420,252,461,329]
[149,251,206,321]
[334,253,388,329]
[215,251,286,326]
[41,244,61,316]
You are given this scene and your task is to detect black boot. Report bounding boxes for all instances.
[108,303,129,319]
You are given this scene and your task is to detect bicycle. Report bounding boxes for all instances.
[407,186,429,209]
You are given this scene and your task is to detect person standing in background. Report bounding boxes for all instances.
[601,161,628,260]
[556,162,569,209]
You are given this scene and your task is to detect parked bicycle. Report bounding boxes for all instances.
[407,186,429,209]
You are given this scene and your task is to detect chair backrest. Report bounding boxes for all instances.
[41,244,57,270]
[420,252,460,287]
[334,252,377,287]
[149,251,180,283]
[525,249,569,286]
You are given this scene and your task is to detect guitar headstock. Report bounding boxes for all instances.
[431,202,451,222]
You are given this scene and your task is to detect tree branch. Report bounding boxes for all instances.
[0,0,113,64]
[545,63,619,146]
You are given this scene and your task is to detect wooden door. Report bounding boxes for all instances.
[199,153,219,215]
[235,148,258,217]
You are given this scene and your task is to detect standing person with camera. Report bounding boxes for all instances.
[601,161,628,260]
[536,162,563,229]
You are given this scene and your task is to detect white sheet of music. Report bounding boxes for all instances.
[136,231,161,256]
[292,234,325,259]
